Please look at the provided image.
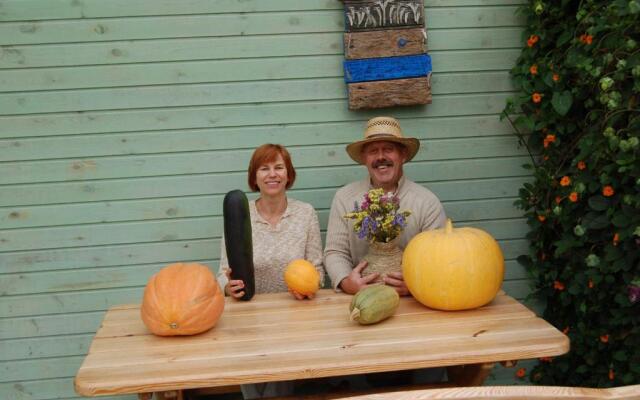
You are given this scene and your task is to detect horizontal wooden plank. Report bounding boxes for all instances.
[0,177,527,229]
[0,334,90,361]
[342,0,424,31]
[344,54,431,83]
[0,134,524,185]
[0,311,105,340]
[0,92,514,138]
[0,155,532,207]
[0,114,515,162]
[0,240,218,275]
[0,378,137,400]
[0,287,147,319]
[348,76,431,109]
[0,7,520,46]
[0,28,521,69]
[0,197,523,252]
[0,49,519,93]
[0,11,345,46]
[0,1,526,22]
[0,70,512,116]
[0,355,84,382]
[344,28,426,59]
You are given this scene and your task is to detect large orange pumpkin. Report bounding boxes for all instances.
[284,259,320,296]
[141,263,225,336]
[402,219,504,310]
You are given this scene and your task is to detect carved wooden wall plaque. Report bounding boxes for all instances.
[339,0,431,110]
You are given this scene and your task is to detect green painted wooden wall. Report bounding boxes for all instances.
[0,1,532,398]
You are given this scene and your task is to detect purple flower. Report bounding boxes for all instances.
[358,216,378,239]
[393,214,407,228]
[629,285,640,304]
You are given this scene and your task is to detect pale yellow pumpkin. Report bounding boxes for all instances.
[141,263,225,336]
[402,219,504,310]
[284,259,320,296]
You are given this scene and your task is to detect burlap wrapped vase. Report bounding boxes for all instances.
[362,239,403,282]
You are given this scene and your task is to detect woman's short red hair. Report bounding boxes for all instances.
[248,144,296,192]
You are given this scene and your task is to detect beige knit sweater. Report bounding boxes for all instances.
[324,176,446,290]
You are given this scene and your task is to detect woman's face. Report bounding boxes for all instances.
[255,154,288,196]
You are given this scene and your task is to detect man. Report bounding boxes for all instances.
[324,116,447,295]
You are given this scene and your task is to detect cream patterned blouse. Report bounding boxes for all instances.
[218,198,324,294]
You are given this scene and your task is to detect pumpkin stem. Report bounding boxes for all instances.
[350,308,361,322]
[445,218,453,234]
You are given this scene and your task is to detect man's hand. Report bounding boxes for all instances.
[224,268,245,299]
[383,271,410,296]
[338,260,380,294]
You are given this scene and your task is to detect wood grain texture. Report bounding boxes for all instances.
[0,1,526,22]
[0,29,522,70]
[0,6,525,46]
[335,384,640,399]
[74,291,568,396]
[0,49,518,92]
[348,76,431,109]
[344,28,426,59]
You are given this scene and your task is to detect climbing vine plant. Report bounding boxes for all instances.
[502,0,640,387]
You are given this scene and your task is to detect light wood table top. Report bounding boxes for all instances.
[75,289,569,397]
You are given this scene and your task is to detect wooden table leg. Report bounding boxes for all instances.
[446,363,494,386]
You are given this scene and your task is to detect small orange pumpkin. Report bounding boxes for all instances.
[284,259,320,296]
[141,263,224,336]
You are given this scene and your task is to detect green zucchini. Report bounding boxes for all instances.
[223,190,255,301]
[350,285,399,325]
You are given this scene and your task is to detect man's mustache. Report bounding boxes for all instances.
[372,159,394,168]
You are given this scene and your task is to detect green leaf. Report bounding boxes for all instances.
[583,212,610,229]
[588,195,610,211]
[514,115,535,131]
[612,213,631,227]
[556,30,573,47]
[551,91,573,116]
[553,238,579,256]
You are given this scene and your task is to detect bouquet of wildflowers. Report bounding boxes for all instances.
[344,188,411,243]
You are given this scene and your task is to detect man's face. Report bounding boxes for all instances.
[362,141,407,190]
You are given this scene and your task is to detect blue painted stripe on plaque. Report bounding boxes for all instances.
[343,54,432,83]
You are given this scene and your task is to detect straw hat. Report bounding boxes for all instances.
[346,116,420,164]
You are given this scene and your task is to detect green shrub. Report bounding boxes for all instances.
[502,0,640,387]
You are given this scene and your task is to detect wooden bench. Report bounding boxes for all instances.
[333,384,640,400]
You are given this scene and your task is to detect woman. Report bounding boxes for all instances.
[218,143,324,299]
[217,144,324,398]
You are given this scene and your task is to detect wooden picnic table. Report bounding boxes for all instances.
[75,289,569,399]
